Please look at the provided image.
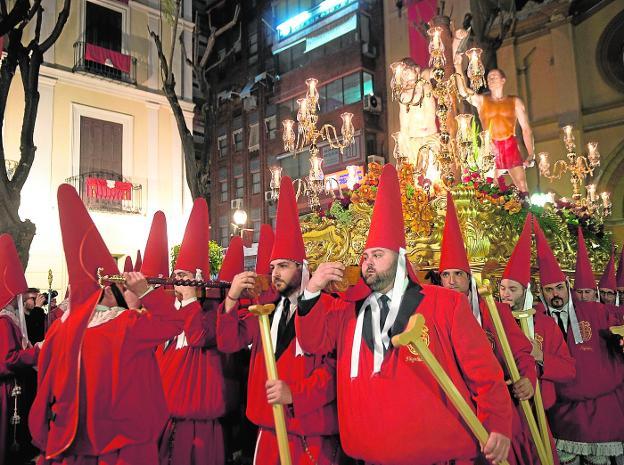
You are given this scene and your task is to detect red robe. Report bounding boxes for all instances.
[478,300,537,465]
[216,299,340,465]
[531,307,576,410]
[29,288,187,465]
[0,314,39,465]
[547,301,624,444]
[156,299,227,465]
[295,282,513,465]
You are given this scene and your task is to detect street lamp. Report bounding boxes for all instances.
[232,208,248,229]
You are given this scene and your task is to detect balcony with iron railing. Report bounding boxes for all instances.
[65,171,144,214]
[73,41,137,85]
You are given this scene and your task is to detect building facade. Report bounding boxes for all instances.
[4,0,196,291]
[206,0,388,263]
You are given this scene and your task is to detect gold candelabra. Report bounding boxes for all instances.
[390,26,486,186]
[538,125,602,201]
[277,78,356,210]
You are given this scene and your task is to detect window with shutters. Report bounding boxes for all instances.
[218,135,229,158]
[250,156,261,194]
[248,123,260,151]
[79,116,123,178]
[70,104,136,213]
[232,129,244,152]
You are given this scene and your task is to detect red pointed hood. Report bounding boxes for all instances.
[219,236,244,281]
[617,246,624,288]
[141,211,169,278]
[532,217,566,286]
[364,164,406,252]
[31,184,118,458]
[574,227,595,290]
[175,198,210,278]
[134,250,142,272]
[0,234,28,309]
[123,256,133,273]
[345,164,418,302]
[598,250,616,290]
[57,184,118,304]
[270,177,306,263]
[502,214,532,286]
[256,224,275,275]
[439,191,471,274]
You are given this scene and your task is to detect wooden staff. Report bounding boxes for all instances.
[477,279,551,465]
[392,313,510,465]
[610,325,624,337]
[512,308,554,465]
[248,303,292,465]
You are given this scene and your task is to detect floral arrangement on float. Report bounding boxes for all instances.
[300,161,612,273]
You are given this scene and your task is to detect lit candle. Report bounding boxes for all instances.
[296,97,308,122]
[309,155,324,182]
[586,184,596,201]
[587,142,600,166]
[538,151,550,173]
[600,191,611,208]
[340,112,354,143]
[282,119,295,151]
[562,125,574,144]
[306,78,318,99]
[269,166,282,190]
[455,114,473,142]
[466,48,485,90]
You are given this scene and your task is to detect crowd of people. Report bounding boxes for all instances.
[1,167,623,465]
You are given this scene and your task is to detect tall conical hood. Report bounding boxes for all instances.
[256,224,275,275]
[598,251,616,290]
[175,198,210,278]
[270,177,306,263]
[218,236,244,281]
[574,227,595,290]
[439,191,471,274]
[364,164,406,252]
[134,250,142,272]
[0,234,28,309]
[533,217,566,286]
[123,256,133,273]
[141,211,169,278]
[57,184,118,304]
[502,213,533,286]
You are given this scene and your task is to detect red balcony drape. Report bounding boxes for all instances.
[85,43,131,73]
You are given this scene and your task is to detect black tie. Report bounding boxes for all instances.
[554,312,567,335]
[379,295,391,330]
[277,298,290,343]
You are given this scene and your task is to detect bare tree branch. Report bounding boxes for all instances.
[39,0,70,53]
[179,30,194,68]
[27,4,44,51]
[205,24,241,72]
[166,0,182,86]
[149,27,170,85]
[199,3,240,69]
[0,0,30,36]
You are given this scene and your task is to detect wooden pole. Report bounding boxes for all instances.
[478,279,550,465]
[512,309,554,465]
[249,303,292,465]
[392,313,510,465]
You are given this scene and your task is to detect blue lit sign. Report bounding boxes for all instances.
[276,0,357,39]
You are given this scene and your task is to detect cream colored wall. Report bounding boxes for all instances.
[5,74,192,291]
[497,2,624,245]
[2,0,194,291]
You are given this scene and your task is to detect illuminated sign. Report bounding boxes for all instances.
[325,165,364,189]
[276,0,357,39]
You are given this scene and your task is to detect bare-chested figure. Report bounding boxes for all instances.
[394,32,465,183]
[453,30,535,194]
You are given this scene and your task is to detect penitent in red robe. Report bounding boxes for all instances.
[531,307,576,411]
[29,288,187,465]
[0,313,39,465]
[296,282,513,465]
[216,299,341,465]
[156,299,227,465]
[547,301,624,446]
[478,299,537,465]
